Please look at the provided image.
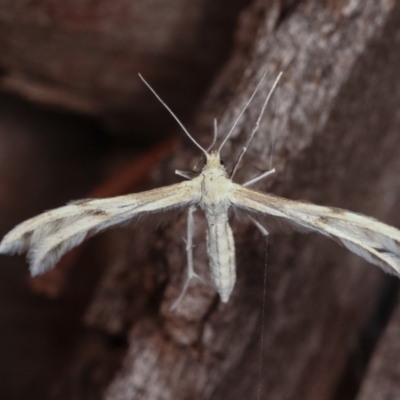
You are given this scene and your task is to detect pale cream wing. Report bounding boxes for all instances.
[230,184,400,276]
[0,181,201,276]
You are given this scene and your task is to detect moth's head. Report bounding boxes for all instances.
[204,151,226,171]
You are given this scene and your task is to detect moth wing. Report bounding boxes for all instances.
[0,181,201,275]
[230,184,400,276]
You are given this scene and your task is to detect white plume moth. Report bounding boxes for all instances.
[1,71,400,310]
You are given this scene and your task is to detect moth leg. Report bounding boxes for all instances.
[243,168,276,187]
[248,215,269,236]
[175,170,196,180]
[170,206,201,310]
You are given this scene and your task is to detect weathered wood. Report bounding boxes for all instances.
[49,0,400,399]
[355,296,400,400]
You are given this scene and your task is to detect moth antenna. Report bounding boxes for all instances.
[230,71,283,179]
[193,118,219,172]
[218,71,268,154]
[207,118,218,152]
[138,74,208,156]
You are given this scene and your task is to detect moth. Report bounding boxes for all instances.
[1,72,400,309]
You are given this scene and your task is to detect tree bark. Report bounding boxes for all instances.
[355,296,400,400]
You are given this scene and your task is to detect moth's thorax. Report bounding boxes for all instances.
[199,152,232,216]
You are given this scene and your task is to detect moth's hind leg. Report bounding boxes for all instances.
[239,169,275,236]
[248,215,269,236]
[170,206,202,310]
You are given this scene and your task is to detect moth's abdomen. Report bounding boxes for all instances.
[206,215,236,302]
